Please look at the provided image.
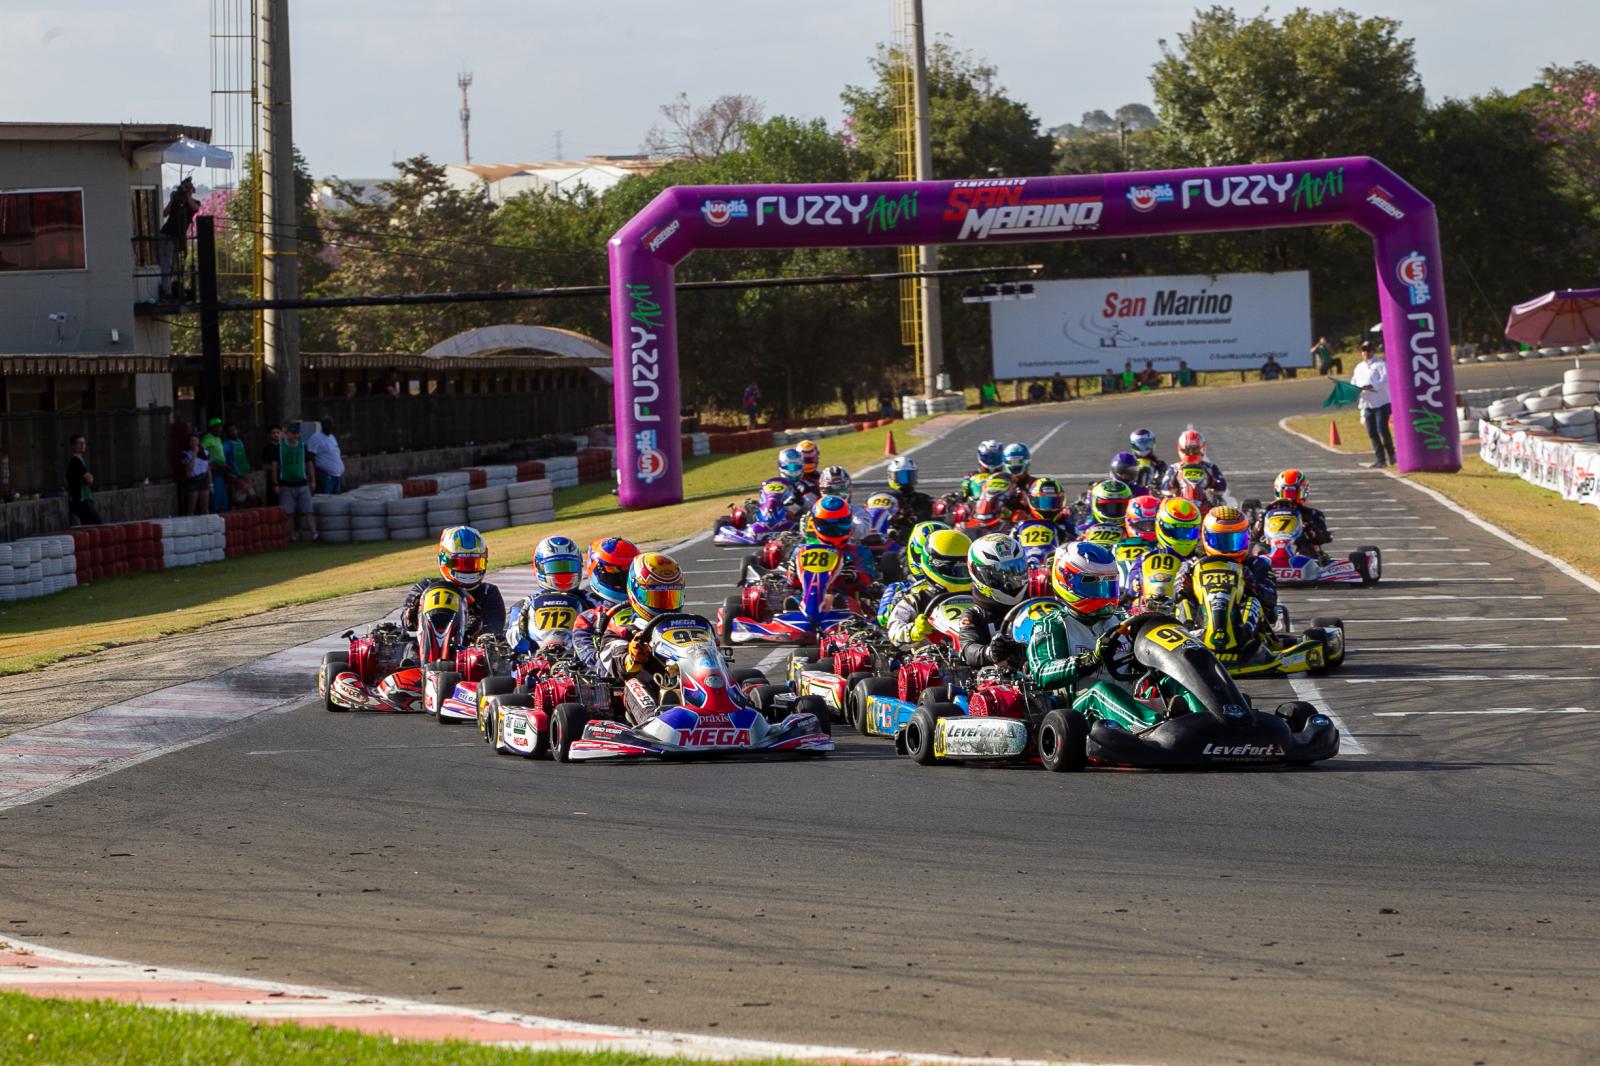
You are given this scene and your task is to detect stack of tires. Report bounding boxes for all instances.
[316,494,354,543]
[427,491,469,536]
[542,455,579,489]
[0,536,77,600]
[347,494,390,543]
[385,495,430,540]
[222,508,292,557]
[157,515,225,568]
[1557,366,1600,442]
[506,478,555,526]
[576,449,614,484]
[466,485,510,531]
[67,523,163,584]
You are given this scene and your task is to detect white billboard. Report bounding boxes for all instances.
[989,271,1311,378]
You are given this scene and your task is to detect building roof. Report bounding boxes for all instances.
[0,122,212,152]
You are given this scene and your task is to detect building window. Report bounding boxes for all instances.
[131,186,160,271]
[0,188,87,272]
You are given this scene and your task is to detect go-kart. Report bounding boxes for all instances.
[786,616,898,720]
[563,613,834,761]
[1165,463,1223,513]
[840,592,980,738]
[1125,549,1183,613]
[712,479,800,546]
[318,585,473,713]
[1011,519,1061,569]
[1178,557,1346,677]
[1059,614,1340,768]
[956,474,1016,535]
[477,642,614,759]
[1246,503,1380,586]
[717,537,869,645]
[425,632,517,724]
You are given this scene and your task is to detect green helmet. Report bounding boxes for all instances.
[1089,480,1134,526]
[904,519,952,581]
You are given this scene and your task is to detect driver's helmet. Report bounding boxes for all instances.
[1051,541,1120,618]
[968,533,1028,609]
[976,439,1004,473]
[810,495,854,547]
[585,536,640,605]
[626,552,684,622]
[797,439,820,476]
[1025,477,1066,522]
[1275,468,1309,504]
[1177,427,1206,462]
[1001,442,1031,477]
[905,519,951,581]
[921,528,974,594]
[437,525,488,588]
[757,479,791,513]
[1129,428,1156,458]
[776,448,804,480]
[1201,506,1251,560]
[533,534,583,593]
[1125,495,1161,543]
[887,455,918,490]
[818,465,853,501]
[973,474,1015,520]
[1110,451,1140,483]
[1155,498,1203,558]
[1089,480,1134,525]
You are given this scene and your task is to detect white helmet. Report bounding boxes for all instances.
[818,465,853,500]
[887,455,918,490]
[967,533,1028,608]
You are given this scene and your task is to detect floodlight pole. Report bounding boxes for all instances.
[909,0,944,399]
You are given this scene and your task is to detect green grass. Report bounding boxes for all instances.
[1285,409,1368,454]
[0,989,795,1066]
[0,419,929,676]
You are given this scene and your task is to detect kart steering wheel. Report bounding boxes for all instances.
[1099,618,1147,682]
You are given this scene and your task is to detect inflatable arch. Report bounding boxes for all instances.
[607,156,1457,508]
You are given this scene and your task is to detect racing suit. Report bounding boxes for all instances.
[504,589,592,656]
[962,470,994,499]
[1159,461,1228,496]
[1026,607,1205,721]
[570,601,626,672]
[885,581,960,646]
[1253,499,1332,559]
[1175,555,1279,616]
[951,601,1024,670]
[1124,546,1187,609]
[402,577,506,639]
[1132,453,1169,490]
[884,487,934,542]
[875,581,911,628]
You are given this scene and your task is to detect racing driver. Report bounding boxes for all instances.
[402,525,507,639]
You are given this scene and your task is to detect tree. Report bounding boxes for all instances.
[1115,103,1159,131]
[1522,62,1600,201]
[644,93,766,161]
[1151,7,1425,166]
[841,37,1055,180]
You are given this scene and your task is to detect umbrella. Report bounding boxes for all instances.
[1323,379,1362,408]
[132,137,235,169]
[1505,288,1600,347]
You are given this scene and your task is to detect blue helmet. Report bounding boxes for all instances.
[777,448,804,480]
[1002,442,1031,476]
[976,439,1003,472]
[533,535,583,593]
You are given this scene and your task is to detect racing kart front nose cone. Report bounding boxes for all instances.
[1087,709,1338,768]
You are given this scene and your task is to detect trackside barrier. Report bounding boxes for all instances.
[1478,420,1600,511]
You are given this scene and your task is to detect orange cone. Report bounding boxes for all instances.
[1328,419,1342,447]
[884,430,897,456]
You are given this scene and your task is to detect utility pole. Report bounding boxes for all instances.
[196,216,224,424]
[554,130,564,160]
[259,0,299,426]
[458,71,473,163]
[909,0,944,399]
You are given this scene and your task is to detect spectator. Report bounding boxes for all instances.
[1260,354,1284,381]
[1098,369,1118,394]
[181,433,211,515]
[159,176,201,300]
[222,422,255,506]
[1050,372,1068,402]
[1173,360,1196,388]
[64,434,101,525]
[1136,360,1161,389]
[199,417,229,513]
[260,424,283,505]
[1310,336,1341,376]
[1351,341,1396,469]
[978,380,1000,408]
[742,381,762,428]
[271,422,318,541]
[1119,360,1136,392]
[840,380,856,417]
[305,417,345,495]
[1027,380,1047,403]
[877,383,896,418]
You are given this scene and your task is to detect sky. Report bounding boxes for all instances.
[3,0,1595,179]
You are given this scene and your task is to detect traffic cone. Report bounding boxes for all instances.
[1328,419,1342,447]
[884,430,897,456]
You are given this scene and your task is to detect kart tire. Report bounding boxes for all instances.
[1277,700,1321,733]
[1302,630,1332,676]
[904,706,941,766]
[478,675,517,721]
[917,684,952,709]
[729,667,769,687]
[1038,708,1088,772]
[719,595,742,647]
[551,702,589,763]
[710,517,730,537]
[1353,545,1382,585]
[318,652,348,712]
[794,694,832,736]
[851,676,897,735]
[1311,617,1346,668]
[431,671,462,721]
[751,683,790,724]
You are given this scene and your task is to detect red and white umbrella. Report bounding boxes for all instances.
[1505,288,1600,347]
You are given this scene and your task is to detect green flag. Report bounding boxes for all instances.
[1324,379,1362,408]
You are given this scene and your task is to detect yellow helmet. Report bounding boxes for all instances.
[437,526,488,588]
[797,439,820,475]
[920,528,974,594]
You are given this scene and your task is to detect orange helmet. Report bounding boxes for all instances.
[809,495,854,546]
[1275,469,1309,503]
[797,439,820,475]
[1177,428,1206,462]
[1201,506,1250,559]
[584,536,640,605]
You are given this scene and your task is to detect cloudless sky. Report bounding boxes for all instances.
[3,0,1594,178]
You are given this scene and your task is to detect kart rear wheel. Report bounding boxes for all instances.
[1038,708,1088,772]
[851,676,897,735]
[1311,617,1346,668]
[751,684,790,724]
[904,707,941,766]
[917,684,952,709]
[794,694,831,736]
[1276,700,1321,733]
[729,667,768,687]
[430,671,462,721]
[1353,545,1382,585]
[551,702,589,763]
[719,595,742,647]
[1302,630,1332,676]
[318,652,348,712]
[478,675,517,732]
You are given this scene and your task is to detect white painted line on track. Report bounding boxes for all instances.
[1373,708,1593,717]
[1286,675,1368,755]
[755,646,791,676]
[1364,643,1600,652]
[1385,576,1514,582]
[1336,524,1435,530]
[1384,561,1490,566]
[1341,616,1569,623]
[1382,548,1471,553]
[1029,418,1071,453]
[1299,594,1545,601]
[1343,674,1600,683]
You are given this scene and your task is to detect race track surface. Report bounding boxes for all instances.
[3,371,1598,1065]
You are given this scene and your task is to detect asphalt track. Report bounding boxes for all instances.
[3,370,1598,1065]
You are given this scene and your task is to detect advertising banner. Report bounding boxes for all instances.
[988,272,1311,379]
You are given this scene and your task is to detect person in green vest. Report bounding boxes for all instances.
[270,422,319,541]
[199,417,229,513]
[222,422,255,506]
[1119,360,1136,392]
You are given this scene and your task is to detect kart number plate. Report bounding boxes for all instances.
[1018,526,1055,548]
[1084,528,1121,545]
[1145,623,1194,650]
[533,607,576,632]
[1144,553,1178,574]
[662,625,714,647]
[799,548,839,573]
[422,587,462,612]
[1266,514,1298,534]
[1199,570,1236,591]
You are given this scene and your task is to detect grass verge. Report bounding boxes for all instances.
[0,989,784,1066]
[1284,414,1600,581]
[0,418,930,676]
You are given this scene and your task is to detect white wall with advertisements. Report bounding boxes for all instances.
[988,271,1312,379]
